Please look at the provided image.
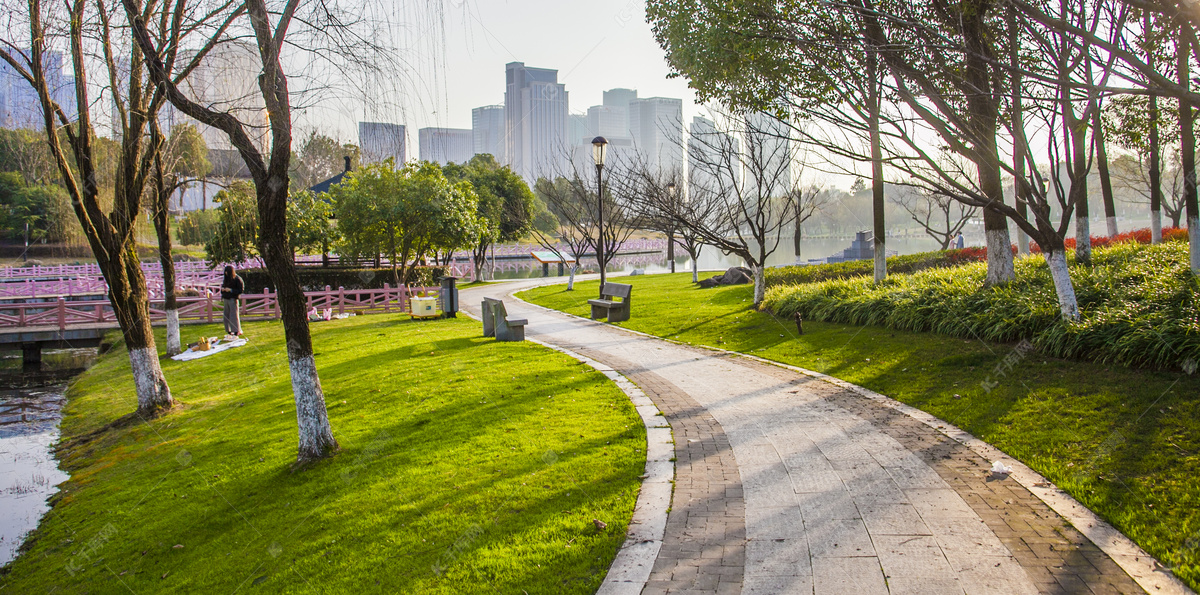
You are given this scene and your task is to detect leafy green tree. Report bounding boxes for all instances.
[291,131,361,190]
[333,160,482,286]
[177,209,220,246]
[442,154,535,280]
[288,190,339,262]
[0,173,73,246]
[205,182,259,265]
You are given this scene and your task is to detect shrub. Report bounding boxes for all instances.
[1029,226,1186,252]
[763,241,1200,371]
[177,209,220,246]
[766,248,988,287]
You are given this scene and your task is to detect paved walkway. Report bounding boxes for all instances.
[459,280,1148,595]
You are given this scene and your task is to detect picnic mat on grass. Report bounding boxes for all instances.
[171,338,248,362]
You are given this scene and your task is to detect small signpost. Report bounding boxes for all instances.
[530,251,575,277]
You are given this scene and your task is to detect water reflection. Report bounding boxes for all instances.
[0,385,69,566]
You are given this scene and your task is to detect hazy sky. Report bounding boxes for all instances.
[295,0,703,145]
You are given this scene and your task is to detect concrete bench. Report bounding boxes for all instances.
[481,297,527,342]
[588,282,632,323]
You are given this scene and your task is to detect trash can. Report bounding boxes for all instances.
[440,275,459,318]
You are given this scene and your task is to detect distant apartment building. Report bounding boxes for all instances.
[359,122,406,164]
[571,136,636,175]
[602,88,637,114]
[505,61,568,181]
[0,49,77,130]
[587,105,629,142]
[568,114,591,148]
[186,41,269,154]
[688,115,740,194]
[419,127,473,165]
[746,111,792,194]
[471,105,505,160]
[629,97,683,173]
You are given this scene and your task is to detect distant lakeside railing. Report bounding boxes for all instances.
[0,238,673,299]
[0,284,439,332]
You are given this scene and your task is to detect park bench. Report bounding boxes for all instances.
[588,283,632,323]
[481,297,527,342]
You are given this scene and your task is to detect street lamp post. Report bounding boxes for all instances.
[666,182,677,273]
[592,136,608,294]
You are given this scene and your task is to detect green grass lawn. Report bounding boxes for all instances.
[0,314,645,593]
[520,273,1200,590]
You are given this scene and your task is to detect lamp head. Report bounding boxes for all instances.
[591,136,608,167]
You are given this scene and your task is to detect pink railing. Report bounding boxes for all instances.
[0,284,438,331]
[0,238,670,299]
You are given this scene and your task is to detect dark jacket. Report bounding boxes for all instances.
[221,275,244,300]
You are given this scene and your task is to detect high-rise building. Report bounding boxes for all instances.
[186,41,268,153]
[603,88,637,112]
[587,105,630,141]
[746,111,792,195]
[359,122,406,164]
[419,127,473,165]
[0,49,76,130]
[568,113,591,148]
[600,88,637,138]
[688,115,740,194]
[505,62,568,181]
[629,97,683,173]
[472,105,505,160]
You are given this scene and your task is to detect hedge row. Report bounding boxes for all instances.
[765,247,987,287]
[763,240,1200,371]
[767,227,1189,288]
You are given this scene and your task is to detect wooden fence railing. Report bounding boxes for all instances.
[0,284,438,331]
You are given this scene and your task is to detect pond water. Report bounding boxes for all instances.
[491,234,944,280]
[0,385,69,566]
[0,348,95,568]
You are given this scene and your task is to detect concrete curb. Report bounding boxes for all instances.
[502,279,1194,595]
[456,286,675,595]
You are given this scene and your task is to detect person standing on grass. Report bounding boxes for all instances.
[221,265,244,337]
[955,232,965,250]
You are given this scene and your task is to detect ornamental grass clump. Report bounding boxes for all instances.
[763,241,1199,370]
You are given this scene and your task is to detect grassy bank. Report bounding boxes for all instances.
[519,273,1200,590]
[765,242,1199,370]
[0,315,645,593]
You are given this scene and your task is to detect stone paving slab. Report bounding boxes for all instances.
[458,281,1160,595]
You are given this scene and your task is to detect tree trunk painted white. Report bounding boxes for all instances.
[567,264,577,291]
[1190,216,1200,276]
[289,353,337,461]
[1044,250,1079,320]
[166,308,181,356]
[985,228,1015,285]
[1016,230,1030,255]
[129,346,173,414]
[1075,215,1092,263]
[691,256,699,284]
[1106,216,1118,239]
[752,264,765,308]
[873,240,886,284]
[1151,210,1163,243]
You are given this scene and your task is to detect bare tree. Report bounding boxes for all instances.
[890,186,977,250]
[657,111,798,306]
[0,0,183,416]
[126,0,349,461]
[620,159,725,283]
[531,154,641,294]
[530,178,593,291]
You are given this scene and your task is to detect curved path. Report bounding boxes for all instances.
[459,279,1159,595]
